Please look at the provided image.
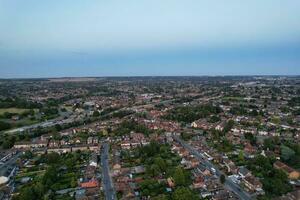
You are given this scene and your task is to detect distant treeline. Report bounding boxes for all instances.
[0,98,42,109]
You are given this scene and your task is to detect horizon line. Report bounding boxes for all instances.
[1,74,300,80]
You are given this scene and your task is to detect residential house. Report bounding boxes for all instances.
[273,161,300,180]
[193,175,205,189]
[243,176,263,193]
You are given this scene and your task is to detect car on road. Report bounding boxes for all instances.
[211,167,216,174]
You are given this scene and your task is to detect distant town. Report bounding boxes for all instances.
[0,76,299,200]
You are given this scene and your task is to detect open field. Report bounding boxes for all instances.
[0,108,30,115]
[0,108,39,115]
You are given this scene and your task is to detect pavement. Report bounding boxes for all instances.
[4,111,73,134]
[172,135,253,200]
[100,142,117,200]
[0,152,21,176]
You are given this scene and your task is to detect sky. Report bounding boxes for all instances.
[0,0,300,78]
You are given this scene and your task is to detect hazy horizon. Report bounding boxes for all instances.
[1,0,300,77]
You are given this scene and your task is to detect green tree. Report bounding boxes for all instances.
[0,121,11,131]
[154,157,167,172]
[263,138,275,151]
[146,164,160,177]
[173,167,186,186]
[173,187,199,200]
[93,110,100,117]
[223,120,234,133]
[281,145,295,161]
[45,152,60,165]
[18,187,36,200]
[42,165,59,187]
[153,194,168,200]
[70,177,78,188]
[238,151,245,162]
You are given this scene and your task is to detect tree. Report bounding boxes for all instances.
[0,121,11,131]
[245,132,257,145]
[281,145,295,161]
[263,138,275,150]
[173,167,186,186]
[18,187,36,200]
[55,124,62,131]
[22,150,33,159]
[154,157,167,172]
[238,151,245,162]
[42,165,59,187]
[93,110,100,117]
[220,174,226,184]
[45,153,60,165]
[146,164,160,177]
[173,187,199,200]
[70,177,78,188]
[223,120,234,133]
[153,194,168,200]
[2,135,16,149]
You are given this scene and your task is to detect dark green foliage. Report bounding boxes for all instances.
[223,120,234,133]
[173,167,191,187]
[246,155,292,197]
[1,135,15,149]
[0,98,42,109]
[140,180,165,197]
[115,120,152,136]
[92,110,100,117]
[172,187,199,200]
[288,96,300,106]
[208,115,221,123]
[164,104,221,123]
[244,132,257,145]
[280,145,295,161]
[263,137,280,151]
[0,121,11,131]
[15,152,85,200]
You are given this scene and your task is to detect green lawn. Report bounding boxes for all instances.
[16,170,45,180]
[0,108,30,115]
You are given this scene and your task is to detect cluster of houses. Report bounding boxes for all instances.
[273,161,300,180]
[120,133,150,150]
[111,147,145,199]
[196,137,265,195]
[13,135,100,154]
[170,141,239,200]
[75,152,100,200]
[137,118,181,132]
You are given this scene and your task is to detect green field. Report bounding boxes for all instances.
[0,108,30,115]
[0,108,39,115]
[222,96,245,101]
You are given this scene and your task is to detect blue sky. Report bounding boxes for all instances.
[0,0,300,77]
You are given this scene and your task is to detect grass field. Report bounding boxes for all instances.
[0,108,30,115]
[0,108,39,115]
[222,96,245,101]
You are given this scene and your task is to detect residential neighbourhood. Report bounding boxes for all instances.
[0,76,300,200]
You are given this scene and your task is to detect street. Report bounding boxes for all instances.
[0,152,21,176]
[173,135,252,200]
[101,142,117,200]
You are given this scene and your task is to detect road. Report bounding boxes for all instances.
[0,152,22,176]
[4,110,72,134]
[173,135,253,200]
[101,142,116,200]
[3,98,175,135]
